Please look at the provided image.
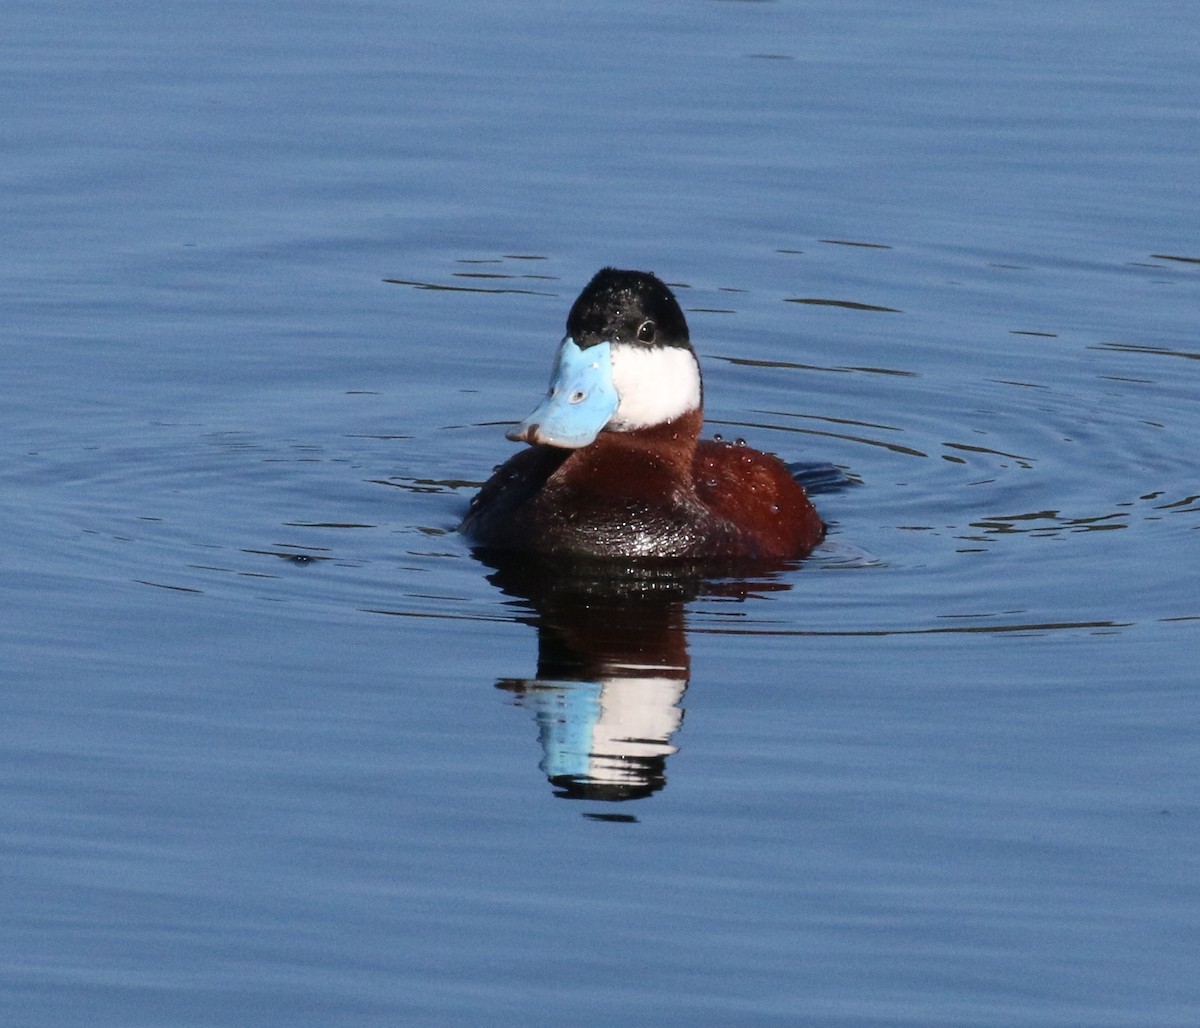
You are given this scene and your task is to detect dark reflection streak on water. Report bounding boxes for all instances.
[1090,342,1200,362]
[363,596,1148,639]
[134,580,204,594]
[1150,253,1200,264]
[450,267,558,282]
[943,441,1034,462]
[749,410,903,433]
[1157,494,1200,510]
[819,239,893,249]
[284,521,375,528]
[135,578,204,592]
[784,297,903,313]
[707,418,928,458]
[363,607,521,624]
[979,509,1055,523]
[191,564,279,580]
[369,477,477,493]
[989,379,1048,390]
[243,548,331,563]
[710,354,917,377]
[972,518,1128,536]
[382,278,558,297]
[963,500,1199,536]
[690,619,1134,637]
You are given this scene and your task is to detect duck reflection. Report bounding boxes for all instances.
[479,552,794,802]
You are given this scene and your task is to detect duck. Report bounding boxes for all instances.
[459,267,825,561]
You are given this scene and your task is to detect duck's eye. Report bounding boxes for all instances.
[569,389,586,404]
[637,320,656,343]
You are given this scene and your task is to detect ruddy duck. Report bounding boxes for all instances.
[460,268,825,561]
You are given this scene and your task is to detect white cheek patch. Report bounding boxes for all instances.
[607,344,702,431]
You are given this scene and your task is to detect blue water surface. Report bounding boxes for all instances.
[3,1,1199,1025]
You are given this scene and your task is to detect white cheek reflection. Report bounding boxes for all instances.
[516,675,686,795]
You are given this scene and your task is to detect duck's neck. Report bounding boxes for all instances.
[567,407,703,494]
